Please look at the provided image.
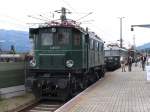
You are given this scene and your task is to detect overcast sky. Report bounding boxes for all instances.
[0,0,150,47]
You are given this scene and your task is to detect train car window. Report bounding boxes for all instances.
[99,43,102,51]
[98,43,100,51]
[41,33,53,46]
[74,33,80,46]
[93,41,95,50]
[56,29,69,45]
[95,42,99,51]
[101,44,104,51]
[90,39,94,49]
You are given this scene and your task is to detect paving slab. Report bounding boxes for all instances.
[56,65,150,112]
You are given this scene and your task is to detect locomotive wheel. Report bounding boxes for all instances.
[82,75,88,90]
[69,76,78,97]
[95,72,100,80]
[97,70,101,79]
[88,71,96,85]
[101,67,106,77]
[60,88,70,101]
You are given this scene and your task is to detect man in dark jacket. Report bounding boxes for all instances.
[127,56,132,72]
[141,55,146,71]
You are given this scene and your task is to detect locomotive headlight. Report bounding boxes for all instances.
[30,59,36,67]
[66,60,74,68]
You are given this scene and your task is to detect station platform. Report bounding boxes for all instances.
[0,93,35,112]
[56,65,150,112]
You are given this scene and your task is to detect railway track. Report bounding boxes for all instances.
[19,100,64,112]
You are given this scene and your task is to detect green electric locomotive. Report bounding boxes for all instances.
[26,7,105,100]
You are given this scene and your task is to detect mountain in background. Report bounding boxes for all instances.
[0,29,31,53]
[137,42,150,50]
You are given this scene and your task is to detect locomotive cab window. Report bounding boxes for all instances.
[105,50,111,56]
[41,33,53,46]
[30,32,38,50]
[29,36,35,51]
[56,29,69,46]
[114,50,120,56]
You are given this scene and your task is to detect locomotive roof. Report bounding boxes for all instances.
[30,26,104,43]
[88,31,104,43]
[30,25,86,34]
[30,19,87,33]
[104,46,127,51]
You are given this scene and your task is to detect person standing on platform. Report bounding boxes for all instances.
[138,56,142,67]
[127,56,132,72]
[134,58,138,67]
[120,56,126,72]
[146,55,150,66]
[141,55,146,71]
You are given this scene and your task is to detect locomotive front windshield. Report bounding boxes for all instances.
[41,33,53,46]
[40,28,70,47]
[105,50,120,56]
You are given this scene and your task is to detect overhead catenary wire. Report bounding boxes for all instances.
[39,15,50,21]
[0,11,57,30]
[91,24,128,46]
[27,15,48,22]
[87,23,116,41]
[76,12,93,21]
